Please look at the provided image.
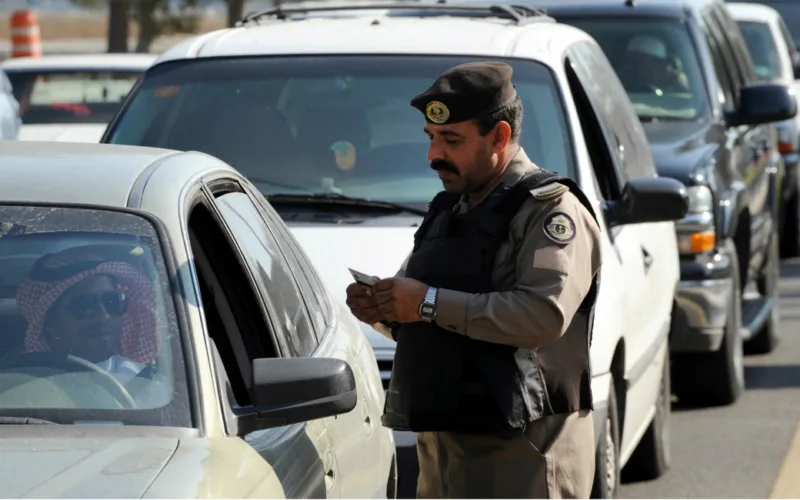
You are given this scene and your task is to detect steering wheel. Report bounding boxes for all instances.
[0,352,136,409]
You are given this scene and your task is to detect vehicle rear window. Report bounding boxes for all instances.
[737,21,783,80]
[105,55,576,206]
[562,18,711,121]
[0,205,191,427]
[7,70,141,125]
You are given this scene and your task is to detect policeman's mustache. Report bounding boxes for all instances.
[431,160,459,175]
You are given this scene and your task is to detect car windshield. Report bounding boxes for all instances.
[105,55,576,208]
[737,21,783,81]
[0,205,191,427]
[6,70,141,125]
[562,18,710,121]
[728,0,800,46]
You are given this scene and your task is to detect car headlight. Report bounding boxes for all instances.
[677,185,716,255]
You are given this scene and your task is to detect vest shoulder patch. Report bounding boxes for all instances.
[530,182,568,201]
[543,211,576,244]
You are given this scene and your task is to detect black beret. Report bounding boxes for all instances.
[410,61,517,125]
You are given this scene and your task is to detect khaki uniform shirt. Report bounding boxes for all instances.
[377,149,602,350]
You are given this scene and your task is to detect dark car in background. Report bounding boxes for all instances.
[515,0,797,406]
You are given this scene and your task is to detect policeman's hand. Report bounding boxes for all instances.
[373,277,428,323]
[345,282,383,324]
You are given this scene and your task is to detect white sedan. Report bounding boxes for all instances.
[1,54,155,143]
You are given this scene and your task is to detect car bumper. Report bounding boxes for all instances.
[670,248,735,353]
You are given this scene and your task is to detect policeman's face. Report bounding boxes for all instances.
[43,274,127,363]
[425,120,509,195]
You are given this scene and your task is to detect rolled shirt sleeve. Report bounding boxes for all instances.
[434,190,602,350]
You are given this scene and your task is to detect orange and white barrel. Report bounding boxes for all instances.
[10,10,42,58]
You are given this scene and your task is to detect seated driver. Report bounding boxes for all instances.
[14,248,167,405]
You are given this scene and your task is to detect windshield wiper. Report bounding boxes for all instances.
[0,416,57,424]
[267,193,428,216]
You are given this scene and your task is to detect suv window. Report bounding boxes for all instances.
[106,55,577,208]
[568,40,657,179]
[701,8,739,109]
[727,0,800,47]
[714,6,758,84]
[564,56,625,202]
[737,21,783,81]
[214,192,319,357]
[564,17,711,121]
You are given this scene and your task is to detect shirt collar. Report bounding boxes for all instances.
[461,148,538,210]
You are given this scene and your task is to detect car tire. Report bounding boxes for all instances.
[673,239,744,406]
[591,376,620,499]
[621,352,670,482]
[747,230,780,355]
[780,182,800,258]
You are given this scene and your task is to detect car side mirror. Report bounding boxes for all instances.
[235,357,357,435]
[605,177,689,228]
[726,82,798,127]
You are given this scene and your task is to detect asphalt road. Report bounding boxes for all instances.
[619,258,800,499]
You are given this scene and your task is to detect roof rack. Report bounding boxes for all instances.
[237,2,552,26]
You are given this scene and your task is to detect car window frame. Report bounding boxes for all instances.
[212,188,320,358]
[246,185,335,339]
[563,49,628,200]
[700,6,740,111]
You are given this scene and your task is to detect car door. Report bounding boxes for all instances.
[184,180,338,498]
[568,38,676,450]
[566,41,652,374]
[246,187,388,499]
[710,5,773,271]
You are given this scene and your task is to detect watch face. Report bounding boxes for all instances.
[421,305,434,317]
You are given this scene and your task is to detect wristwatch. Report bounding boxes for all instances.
[419,286,439,322]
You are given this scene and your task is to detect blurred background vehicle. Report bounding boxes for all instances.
[516,0,795,406]
[728,2,800,257]
[1,53,154,142]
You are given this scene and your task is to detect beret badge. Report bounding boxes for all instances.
[426,101,450,124]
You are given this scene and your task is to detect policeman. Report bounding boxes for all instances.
[345,61,603,499]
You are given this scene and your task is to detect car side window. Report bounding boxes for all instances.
[564,51,626,201]
[186,192,281,409]
[214,191,319,358]
[248,189,331,340]
[701,10,737,110]
[571,40,657,179]
[715,7,758,84]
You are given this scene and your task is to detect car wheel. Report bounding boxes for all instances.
[621,353,671,482]
[747,230,780,354]
[673,239,744,406]
[591,376,620,499]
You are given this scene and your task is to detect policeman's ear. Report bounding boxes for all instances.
[491,120,512,153]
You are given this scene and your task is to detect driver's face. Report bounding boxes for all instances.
[44,274,126,363]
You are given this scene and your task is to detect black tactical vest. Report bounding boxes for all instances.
[381,169,600,433]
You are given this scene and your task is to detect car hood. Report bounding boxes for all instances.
[642,118,720,184]
[0,436,179,498]
[288,223,418,351]
[18,124,107,143]
[0,434,296,498]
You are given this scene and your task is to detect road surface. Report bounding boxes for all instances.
[620,258,800,498]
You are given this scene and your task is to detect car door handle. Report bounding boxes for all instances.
[642,246,653,273]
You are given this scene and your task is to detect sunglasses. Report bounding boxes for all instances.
[64,292,128,320]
